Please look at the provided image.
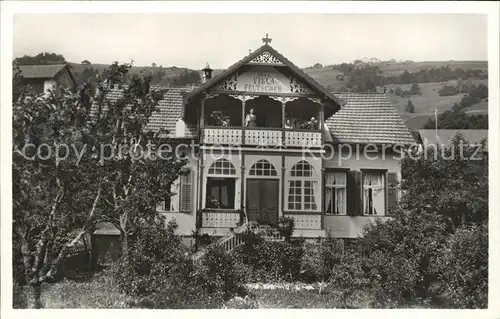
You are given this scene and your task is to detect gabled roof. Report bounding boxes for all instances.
[19,64,74,81]
[94,85,197,138]
[185,44,344,109]
[326,93,415,145]
[418,129,488,147]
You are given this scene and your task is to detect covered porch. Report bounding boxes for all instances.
[201,94,324,147]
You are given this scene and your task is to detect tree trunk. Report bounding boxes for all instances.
[26,283,42,309]
[120,231,130,277]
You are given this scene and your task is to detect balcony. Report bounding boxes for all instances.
[198,209,242,228]
[202,127,322,148]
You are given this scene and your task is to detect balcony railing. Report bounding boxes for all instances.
[203,128,242,145]
[199,209,242,228]
[245,129,283,146]
[202,127,322,147]
[284,131,322,147]
[283,213,322,229]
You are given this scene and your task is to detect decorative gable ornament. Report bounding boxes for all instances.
[213,66,313,94]
[249,51,284,65]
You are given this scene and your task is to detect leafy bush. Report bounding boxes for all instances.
[355,212,448,307]
[328,251,370,307]
[438,85,458,96]
[299,236,344,283]
[114,219,246,308]
[434,224,488,308]
[233,232,303,282]
[268,216,295,241]
[459,95,481,109]
[114,219,188,296]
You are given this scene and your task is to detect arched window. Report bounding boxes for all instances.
[206,158,237,209]
[249,159,278,177]
[208,158,236,176]
[287,160,318,211]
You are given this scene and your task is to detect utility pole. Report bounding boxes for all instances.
[434,108,438,138]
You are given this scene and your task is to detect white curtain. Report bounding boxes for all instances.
[311,180,319,210]
[335,188,345,214]
[325,187,333,213]
[325,172,346,214]
[363,173,382,187]
[325,172,346,187]
[221,185,229,208]
[363,173,385,215]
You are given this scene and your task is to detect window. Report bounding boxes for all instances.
[287,160,318,211]
[325,172,346,215]
[206,158,238,209]
[206,178,236,209]
[363,172,385,215]
[160,168,193,212]
[162,179,180,211]
[249,160,278,177]
[208,158,236,176]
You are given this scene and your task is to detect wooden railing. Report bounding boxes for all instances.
[284,213,322,229]
[200,209,242,228]
[202,127,322,147]
[203,127,242,144]
[284,131,322,147]
[245,129,283,146]
[192,221,284,262]
[192,221,250,261]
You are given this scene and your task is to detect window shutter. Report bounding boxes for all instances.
[347,170,362,216]
[386,172,399,215]
[179,169,193,212]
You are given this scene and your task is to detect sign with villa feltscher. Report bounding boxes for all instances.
[214,66,313,94]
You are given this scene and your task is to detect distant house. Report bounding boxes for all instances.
[18,64,76,94]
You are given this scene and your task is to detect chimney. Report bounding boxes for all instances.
[202,62,213,83]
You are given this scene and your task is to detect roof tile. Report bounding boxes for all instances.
[19,64,68,79]
[95,85,198,138]
[326,92,415,145]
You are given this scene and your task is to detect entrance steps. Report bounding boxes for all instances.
[192,221,284,262]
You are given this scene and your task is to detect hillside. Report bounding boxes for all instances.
[67,62,191,82]
[67,59,488,129]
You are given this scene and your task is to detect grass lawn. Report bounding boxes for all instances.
[241,285,371,309]
[16,272,372,309]
[15,270,133,309]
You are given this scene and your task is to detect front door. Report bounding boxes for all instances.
[246,179,279,223]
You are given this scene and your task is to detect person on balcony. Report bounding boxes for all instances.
[284,119,293,129]
[307,117,318,130]
[245,108,257,128]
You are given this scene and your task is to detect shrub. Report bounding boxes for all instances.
[438,85,458,96]
[434,224,488,308]
[299,236,344,283]
[233,232,303,282]
[114,219,246,308]
[268,216,295,241]
[114,219,188,296]
[459,95,481,109]
[328,251,370,307]
[355,212,448,307]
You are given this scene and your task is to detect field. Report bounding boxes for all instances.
[376,60,487,76]
[67,62,190,81]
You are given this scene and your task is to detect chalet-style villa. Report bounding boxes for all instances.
[95,35,415,246]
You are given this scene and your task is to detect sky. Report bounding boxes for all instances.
[13,13,488,69]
